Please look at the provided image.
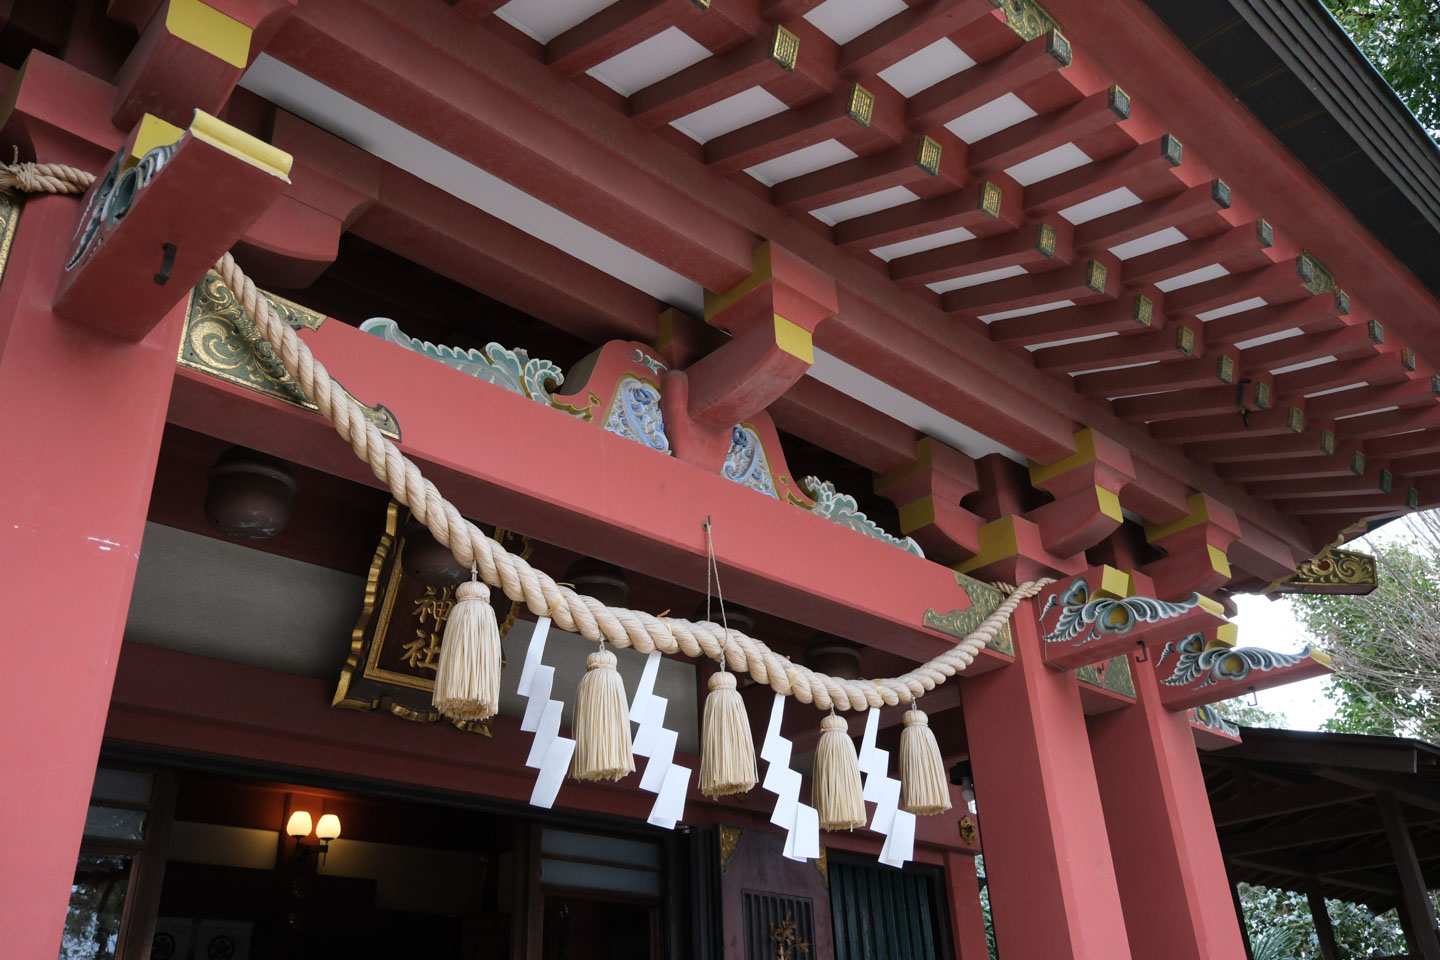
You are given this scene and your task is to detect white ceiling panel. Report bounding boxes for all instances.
[810,185,919,226]
[1197,297,1268,322]
[672,86,789,144]
[495,0,618,43]
[978,300,1075,323]
[877,38,975,97]
[1109,227,1187,260]
[1006,143,1091,187]
[1155,263,1229,292]
[945,93,1037,143]
[926,264,1027,295]
[804,0,908,44]
[746,138,858,186]
[1059,186,1141,225]
[871,226,976,262]
[1024,331,1118,351]
[1233,326,1302,350]
[1270,355,1337,375]
[588,27,711,97]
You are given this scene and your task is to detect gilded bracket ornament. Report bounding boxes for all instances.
[923,574,1013,655]
[1267,545,1378,596]
[179,273,401,440]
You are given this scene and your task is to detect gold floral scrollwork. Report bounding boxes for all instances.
[924,574,1013,654]
[770,911,810,960]
[812,845,828,888]
[178,272,401,440]
[718,824,743,873]
[1270,546,1378,596]
[958,815,979,847]
[990,0,1059,40]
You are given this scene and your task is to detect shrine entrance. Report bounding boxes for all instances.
[61,759,670,960]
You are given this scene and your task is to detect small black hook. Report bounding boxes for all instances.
[1134,639,1148,663]
[153,242,177,285]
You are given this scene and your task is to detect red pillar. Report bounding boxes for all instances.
[944,850,991,959]
[960,599,1134,959]
[1087,647,1248,960]
[0,186,183,953]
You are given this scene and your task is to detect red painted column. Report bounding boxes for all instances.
[960,599,1134,959]
[0,186,184,954]
[1087,648,1248,960]
[944,850,992,959]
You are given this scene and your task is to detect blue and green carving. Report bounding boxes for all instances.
[1159,632,1311,689]
[1041,577,1200,646]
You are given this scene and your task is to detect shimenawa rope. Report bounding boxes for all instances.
[4,157,1054,713]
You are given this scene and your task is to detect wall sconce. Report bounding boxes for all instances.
[286,810,341,864]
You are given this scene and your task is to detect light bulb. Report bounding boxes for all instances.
[285,810,313,838]
[315,814,342,842]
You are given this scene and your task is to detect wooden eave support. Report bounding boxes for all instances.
[1246,463,1397,500]
[1140,493,1241,597]
[1033,315,1196,374]
[907,30,1072,129]
[1023,428,1135,558]
[1147,404,1301,445]
[1121,220,1275,289]
[1217,452,1359,484]
[663,242,835,470]
[1112,377,1273,424]
[1186,423,1338,464]
[109,0,296,128]
[872,437,983,564]
[967,85,1133,176]
[544,0,750,77]
[234,109,380,288]
[1391,449,1440,477]
[835,0,993,76]
[54,111,292,340]
[1022,133,1185,216]
[770,377,920,474]
[1337,405,1440,444]
[1203,290,1349,348]
[1240,320,1383,374]
[704,80,904,175]
[890,216,1066,286]
[1306,377,1439,422]
[1074,179,1229,255]
[1272,352,1416,399]
[833,175,1019,254]
[773,131,965,212]
[1280,488,1419,517]
[1163,258,1320,319]
[990,288,1161,348]
[944,254,1119,320]
[1073,349,1239,399]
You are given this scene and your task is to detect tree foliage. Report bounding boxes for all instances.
[1292,512,1440,744]
[1323,0,1440,136]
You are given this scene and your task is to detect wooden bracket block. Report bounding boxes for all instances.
[54,110,292,340]
[1140,493,1241,596]
[1024,429,1135,557]
[873,436,983,564]
[110,0,297,128]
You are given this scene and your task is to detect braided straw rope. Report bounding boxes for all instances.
[8,158,1053,712]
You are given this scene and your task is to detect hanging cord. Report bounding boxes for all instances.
[703,517,732,674]
[3,154,1057,711]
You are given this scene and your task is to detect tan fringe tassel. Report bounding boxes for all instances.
[432,579,502,721]
[570,647,635,781]
[699,671,757,798]
[899,708,952,815]
[813,713,867,831]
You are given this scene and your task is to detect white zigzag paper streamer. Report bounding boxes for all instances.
[629,651,691,829]
[515,617,576,809]
[760,693,820,862]
[858,707,915,868]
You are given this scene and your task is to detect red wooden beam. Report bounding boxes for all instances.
[833,174,1020,253]
[1074,349,1238,399]
[944,255,1118,319]
[1074,179,1228,255]
[1022,133,1185,216]
[1240,320,1383,375]
[1185,424,1338,464]
[1273,352,1416,399]
[1203,292,1348,348]
[891,218,1072,285]
[1112,378,1271,424]
[967,86,1132,176]
[990,288,1160,347]
[837,0,992,76]
[629,25,800,128]
[704,79,902,174]
[773,131,966,212]
[1121,220,1273,289]
[1147,404,1304,445]
[546,0,715,77]
[1033,315,1195,375]
[1162,258,1319,318]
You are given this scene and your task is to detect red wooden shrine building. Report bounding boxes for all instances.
[3,0,1440,957]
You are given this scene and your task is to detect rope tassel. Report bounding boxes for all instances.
[571,647,636,781]
[813,713,866,831]
[699,670,757,798]
[899,708,952,815]
[432,576,502,721]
